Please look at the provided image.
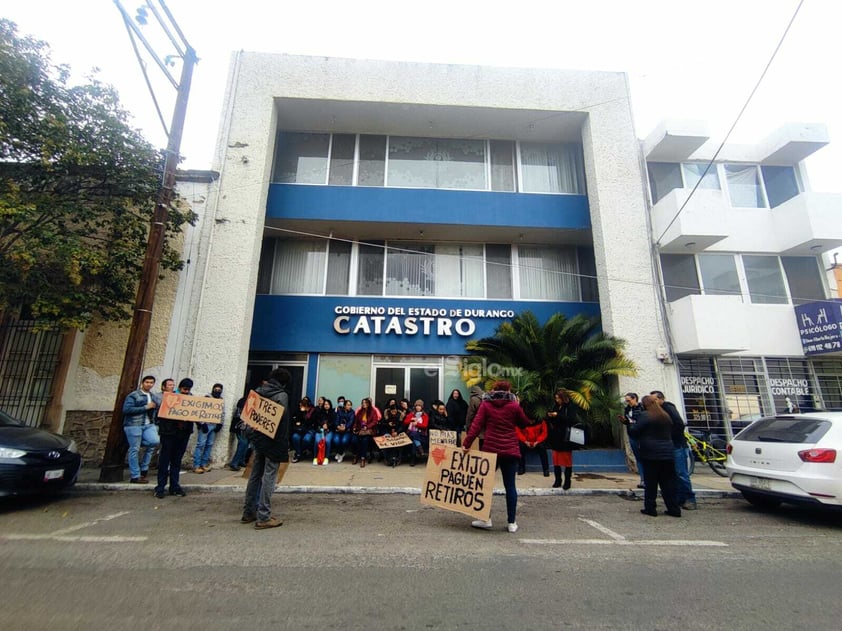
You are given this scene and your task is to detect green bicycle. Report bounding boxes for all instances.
[684,430,728,477]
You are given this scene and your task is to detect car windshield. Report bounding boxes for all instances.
[0,409,24,427]
[737,418,831,444]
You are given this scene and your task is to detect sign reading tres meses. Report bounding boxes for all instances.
[332,305,515,337]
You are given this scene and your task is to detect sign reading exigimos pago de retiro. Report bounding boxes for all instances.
[421,443,496,521]
[158,393,223,424]
[239,390,285,439]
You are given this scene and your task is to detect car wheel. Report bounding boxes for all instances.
[741,490,782,510]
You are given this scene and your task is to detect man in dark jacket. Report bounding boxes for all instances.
[651,390,696,510]
[242,368,291,529]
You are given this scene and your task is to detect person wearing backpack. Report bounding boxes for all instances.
[241,368,291,530]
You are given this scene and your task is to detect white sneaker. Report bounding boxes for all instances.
[507,522,519,533]
[336,453,344,463]
[321,459,329,466]
[312,459,318,466]
[471,519,493,530]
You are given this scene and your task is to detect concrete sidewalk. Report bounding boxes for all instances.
[76,459,738,497]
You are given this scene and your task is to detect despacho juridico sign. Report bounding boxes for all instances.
[239,390,285,439]
[420,443,496,521]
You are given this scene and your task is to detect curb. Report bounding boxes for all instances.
[72,483,741,499]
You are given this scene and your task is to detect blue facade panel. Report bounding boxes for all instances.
[266,184,590,230]
[251,295,600,355]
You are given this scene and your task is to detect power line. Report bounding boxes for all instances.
[654,0,805,246]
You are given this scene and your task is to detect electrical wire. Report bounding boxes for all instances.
[654,0,805,246]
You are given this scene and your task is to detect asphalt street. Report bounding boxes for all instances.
[1,489,841,631]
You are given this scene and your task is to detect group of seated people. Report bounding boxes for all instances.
[290,390,469,468]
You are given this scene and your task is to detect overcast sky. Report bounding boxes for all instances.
[4,0,841,192]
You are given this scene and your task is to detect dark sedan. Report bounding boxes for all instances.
[0,409,82,497]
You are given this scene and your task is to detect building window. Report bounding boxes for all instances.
[258,239,593,302]
[660,254,701,302]
[326,240,351,294]
[724,164,766,208]
[520,143,585,194]
[273,132,330,184]
[517,246,579,300]
[490,140,516,192]
[780,256,825,305]
[577,248,599,302]
[270,240,326,294]
[698,254,741,297]
[357,241,385,296]
[742,255,787,304]
[765,358,815,413]
[761,165,800,208]
[682,163,720,191]
[659,253,823,305]
[485,244,512,299]
[358,135,386,187]
[813,360,842,410]
[646,162,800,209]
[647,162,682,204]
[328,134,355,186]
[272,132,585,194]
[388,137,486,190]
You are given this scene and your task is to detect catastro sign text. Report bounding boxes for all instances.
[332,305,515,338]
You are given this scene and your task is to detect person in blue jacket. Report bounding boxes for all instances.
[121,375,160,484]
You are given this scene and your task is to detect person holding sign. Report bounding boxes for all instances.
[462,381,530,533]
[242,368,291,529]
[154,378,194,498]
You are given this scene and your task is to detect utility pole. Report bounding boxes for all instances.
[100,1,197,482]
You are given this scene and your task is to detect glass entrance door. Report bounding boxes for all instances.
[374,365,440,409]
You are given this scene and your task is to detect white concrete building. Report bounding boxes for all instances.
[644,121,842,434]
[19,53,841,465]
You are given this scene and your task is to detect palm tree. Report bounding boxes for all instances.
[463,311,637,443]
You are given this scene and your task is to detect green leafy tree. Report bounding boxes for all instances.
[464,311,637,445]
[0,20,194,329]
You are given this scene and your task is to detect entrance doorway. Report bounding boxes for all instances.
[374,364,440,409]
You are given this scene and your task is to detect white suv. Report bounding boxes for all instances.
[726,412,842,510]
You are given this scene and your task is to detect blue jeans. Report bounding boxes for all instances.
[332,431,352,455]
[674,446,696,504]
[124,424,159,479]
[314,430,332,459]
[229,431,250,468]
[193,426,216,468]
[497,456,519,524]
[243,451,281,522]
[291,430,315,457]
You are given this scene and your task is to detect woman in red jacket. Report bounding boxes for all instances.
[516,417,549,477]
[462,381,530,533]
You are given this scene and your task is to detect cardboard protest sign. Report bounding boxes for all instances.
[158,393,223,424]
[239,390,285,439]
[241,461,289,485]
[373,432,413,449]
[420,443,496,521]
[428,429,457,446]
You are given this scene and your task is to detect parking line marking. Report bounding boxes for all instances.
[49,510,131,536]
[520,538,727,547]
[3,534,147,542]
[519,517,728,547]
[579,518,626,541]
